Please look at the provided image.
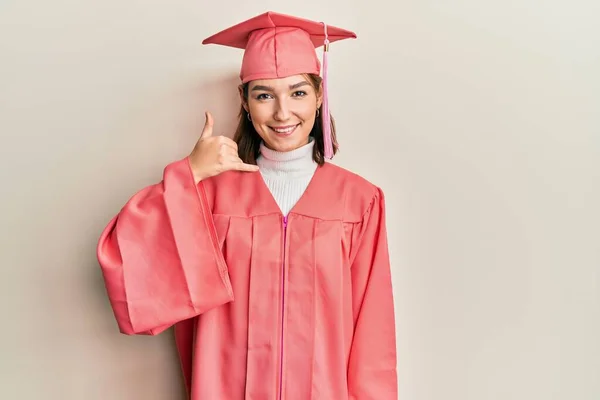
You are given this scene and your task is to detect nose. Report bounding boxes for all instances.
[273,97,292,121]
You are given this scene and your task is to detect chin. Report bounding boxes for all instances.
[273,137,307,152]
[262,129,310,152]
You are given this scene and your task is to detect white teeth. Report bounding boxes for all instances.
[272,125,297,134]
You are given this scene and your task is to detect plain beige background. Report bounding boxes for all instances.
[1,0,598,399]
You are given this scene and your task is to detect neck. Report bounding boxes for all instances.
[257,137,317,177]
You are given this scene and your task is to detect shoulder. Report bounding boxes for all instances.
[322,162,381,196]
[313,162,384,222]
[198,168,256,196]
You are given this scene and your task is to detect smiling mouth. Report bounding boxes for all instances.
[269,124,299,135]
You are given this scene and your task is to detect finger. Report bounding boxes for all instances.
[200,111,214,139]
[218,145,240,162]
[218,135,238,151]
[221,156,259,172]
[231,161,260,172]
[220,154,244,165]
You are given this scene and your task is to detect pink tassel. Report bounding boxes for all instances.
[321,24,333,159]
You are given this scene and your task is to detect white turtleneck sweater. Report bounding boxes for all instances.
[256,138,318,216]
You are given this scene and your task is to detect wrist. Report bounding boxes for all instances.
[187,157,205,184]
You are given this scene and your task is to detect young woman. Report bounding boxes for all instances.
[97,11,397,400]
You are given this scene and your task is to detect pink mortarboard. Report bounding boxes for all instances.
[202,11,357,159]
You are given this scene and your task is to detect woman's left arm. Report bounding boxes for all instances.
[347,188,398,399]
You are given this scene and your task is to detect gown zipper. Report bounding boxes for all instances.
[279,215,288,400]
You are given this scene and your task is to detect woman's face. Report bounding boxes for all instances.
[243,74,322,152]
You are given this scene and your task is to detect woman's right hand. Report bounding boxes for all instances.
[189,111,259,183]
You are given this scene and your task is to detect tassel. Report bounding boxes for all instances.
[321,23,333,159]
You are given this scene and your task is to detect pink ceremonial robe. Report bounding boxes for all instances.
[97,157,397,399]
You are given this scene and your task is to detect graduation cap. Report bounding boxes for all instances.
[202,11,357,159]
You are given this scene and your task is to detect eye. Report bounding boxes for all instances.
[256,93,273,100]
[292,91,307,97]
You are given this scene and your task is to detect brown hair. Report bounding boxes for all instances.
[233,73,338,165]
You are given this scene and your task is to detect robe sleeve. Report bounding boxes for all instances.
[347,188,398,399]
[96,157,234,335]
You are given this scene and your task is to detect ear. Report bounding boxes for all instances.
[316,81,324,109]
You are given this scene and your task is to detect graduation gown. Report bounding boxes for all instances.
[97,157,398,399]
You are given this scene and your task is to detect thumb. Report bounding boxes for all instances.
[200,111,214,139]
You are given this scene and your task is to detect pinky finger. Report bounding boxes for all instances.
[233,161,260,172]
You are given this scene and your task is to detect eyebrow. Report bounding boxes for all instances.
[251,81,310,92]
